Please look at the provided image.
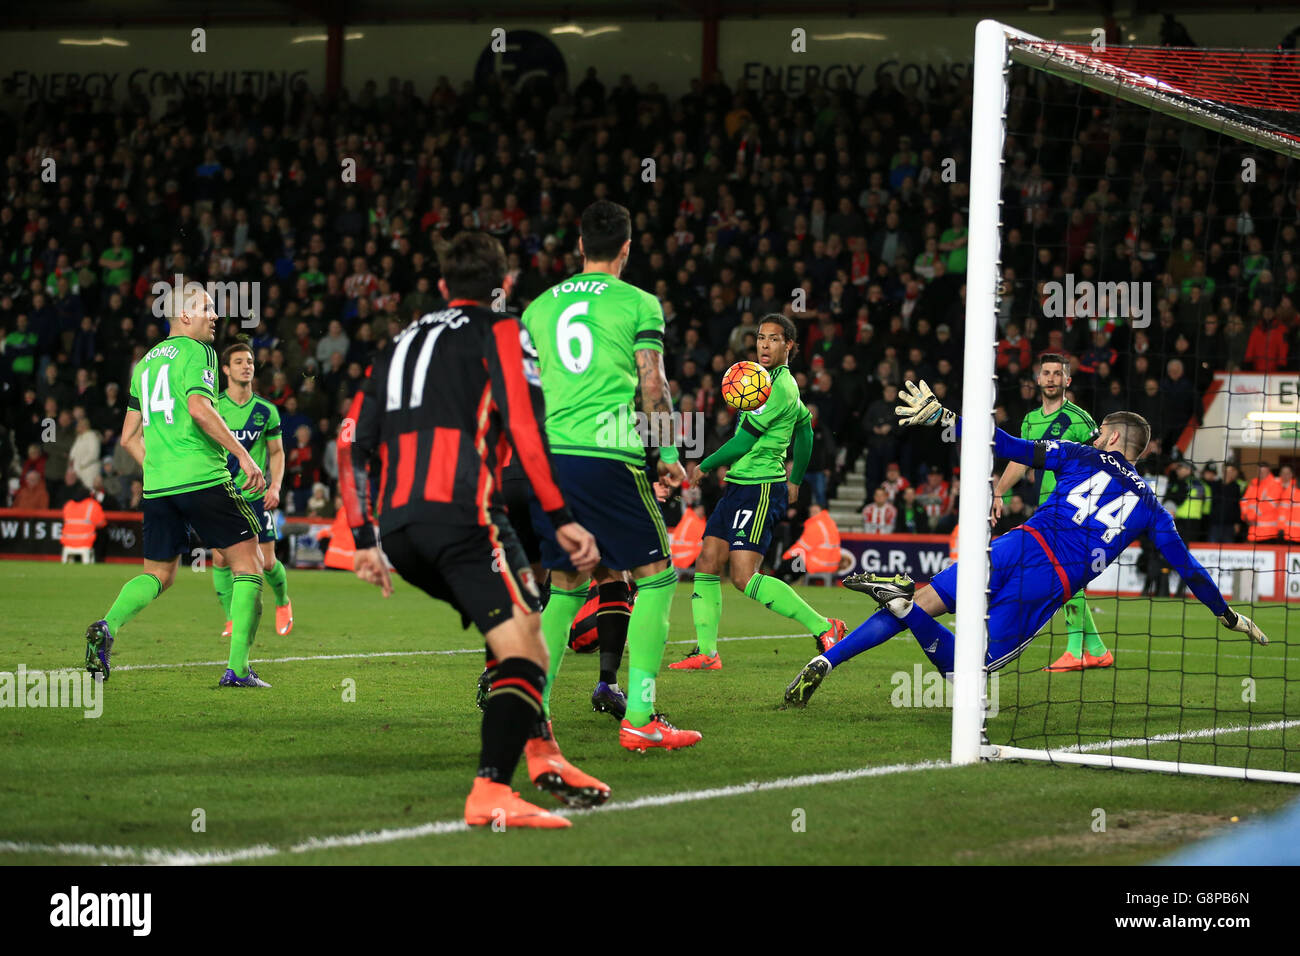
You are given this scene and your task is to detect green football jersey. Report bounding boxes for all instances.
[1020,400,1098,502]
[218,391,281,502]
[726,364,811,485]
[129,335,231,498]
[521,271,665,465]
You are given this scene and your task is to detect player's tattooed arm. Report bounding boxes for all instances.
[634,348,676,434]
[636,347,685,484]
[635,347,675,446]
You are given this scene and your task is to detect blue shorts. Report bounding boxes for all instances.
[530,454,670,572]
[703,480,787,554]
[142,480,260,562]
[923,528,1069,673]
[249,497,278,543]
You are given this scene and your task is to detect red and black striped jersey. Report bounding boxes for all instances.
[338,300,573,547]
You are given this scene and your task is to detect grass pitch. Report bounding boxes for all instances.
[1,560,1296,865]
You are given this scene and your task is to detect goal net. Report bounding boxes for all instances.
[955,20,1300,783]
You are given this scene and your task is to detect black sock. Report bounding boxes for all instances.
[597,581,632,684]
[538,571,551,611]
[477,657,546,784]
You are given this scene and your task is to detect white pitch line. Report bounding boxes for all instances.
[0,759,951,865]
[1066,718,1300,755]
[9,633,811,677]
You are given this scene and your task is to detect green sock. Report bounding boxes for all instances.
[263,560,289,606]
[744,573,830,636]
[540,583,588,717]
[104,574,163,635]
[625,568,677,727]
[228,574,264,677]
[1063,590,1103,657]
[212,564,234,620]
[691,573,722,656]
[1078,595,1107,656]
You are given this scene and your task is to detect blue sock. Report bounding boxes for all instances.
[904,603,957,673]
[824,610,906,667]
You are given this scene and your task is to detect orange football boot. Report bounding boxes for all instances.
[524,722,610,808]
[275,600,294,636]
[221,620,233,639]
[1082,649,1115,669]
[619,713,702,752]
[1043,651,1085,672]
[816,618,847,654]
[668,648,721,670]
[464,777,570,829]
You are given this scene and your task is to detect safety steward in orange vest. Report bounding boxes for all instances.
[1241,467,1282,543]
[782,505,842,575]
[61,493,106,550]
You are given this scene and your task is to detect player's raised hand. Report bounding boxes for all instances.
[556,522,600,573]
[353,547,393,597]
[239,453,266,495]
[895,380,955,429]
[1220,607,1268,645]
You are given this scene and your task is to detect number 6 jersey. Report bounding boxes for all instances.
[127,335,230,498]
[520,270,665,465]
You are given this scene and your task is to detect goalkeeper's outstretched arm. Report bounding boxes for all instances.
[1149,511,1269,645]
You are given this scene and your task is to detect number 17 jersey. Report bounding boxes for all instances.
[127,335,230,498]
[521,271,666,466]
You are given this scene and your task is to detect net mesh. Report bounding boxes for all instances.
[982,42,1300,778]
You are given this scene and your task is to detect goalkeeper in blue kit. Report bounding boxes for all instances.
[784,381,1269,707]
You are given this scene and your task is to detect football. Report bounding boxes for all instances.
[721,360,772,411]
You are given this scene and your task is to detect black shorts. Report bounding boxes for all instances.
[530,454,670,572]
[142,480,260,562]
[500,475,541,565]
[381,512,541,635]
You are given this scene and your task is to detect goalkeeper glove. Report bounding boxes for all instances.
[894,380,956,429]
[1219,607,1268,646]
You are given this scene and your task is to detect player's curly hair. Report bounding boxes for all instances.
[1103,411,1151,461]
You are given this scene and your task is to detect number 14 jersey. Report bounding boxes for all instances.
[521,271,666,465]
[127,335,230,498]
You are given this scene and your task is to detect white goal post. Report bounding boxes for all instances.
[953,19,1300,783]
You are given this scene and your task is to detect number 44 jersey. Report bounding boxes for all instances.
[520,271,665,466]
[1004,433,1227,615]
[128,335,230,498]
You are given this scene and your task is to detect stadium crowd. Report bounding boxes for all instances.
[0,61,1298,556]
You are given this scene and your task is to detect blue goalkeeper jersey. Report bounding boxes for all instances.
[990,428,1228,617]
